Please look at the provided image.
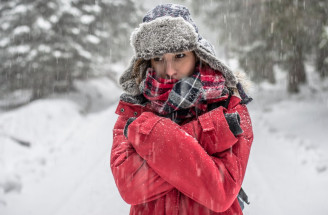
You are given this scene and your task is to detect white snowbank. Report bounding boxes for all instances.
[242,64,328,215]
[0,77,127,215]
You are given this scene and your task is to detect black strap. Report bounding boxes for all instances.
[238,187,250,205]
[223,89,233,109]
[237,82,253,105]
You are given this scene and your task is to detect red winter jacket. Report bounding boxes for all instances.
[111,95,253,215]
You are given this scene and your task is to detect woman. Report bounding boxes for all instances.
[111,4,253,215]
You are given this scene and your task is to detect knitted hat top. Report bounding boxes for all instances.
[119,3,237,96]
[143,4,198,32]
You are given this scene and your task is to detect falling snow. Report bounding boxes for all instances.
[0,0,327,215]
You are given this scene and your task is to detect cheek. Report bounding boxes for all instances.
[151,62,164,75]
[183,60,196,76]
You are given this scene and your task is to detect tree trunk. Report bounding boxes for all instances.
[287,44,306,93]
[296,45,307,84]
[316,46,328,78]
[265,60,275,84]
[287,58,306,93]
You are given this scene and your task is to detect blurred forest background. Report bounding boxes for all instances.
[1,1,328,215]
[0,0,327,109]
[0,0,142,107]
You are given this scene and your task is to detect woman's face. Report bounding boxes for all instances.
[150,51,196,80]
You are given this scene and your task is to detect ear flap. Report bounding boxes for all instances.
[194,46,237,87]
[119,57,151,96]
[119,57,140,96]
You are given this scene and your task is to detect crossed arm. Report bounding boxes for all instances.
[110,104,253,212]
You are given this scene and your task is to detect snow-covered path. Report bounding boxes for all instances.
[51,105,130,215]
[52,105,130,215]
[1,81,328,215]
[243,87,328,215]
[0,102,130,215]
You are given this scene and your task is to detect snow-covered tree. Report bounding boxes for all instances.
[314,1,328,79]
[190,0,327,93]
[317,26,328,78]
[190,0,277,84]
[0,0,141,101]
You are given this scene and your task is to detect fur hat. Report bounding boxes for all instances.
[119,3,238,96]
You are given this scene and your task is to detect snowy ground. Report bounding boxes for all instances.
[0,67,328,215]
[243,65,328,215]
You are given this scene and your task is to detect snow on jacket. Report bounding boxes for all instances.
[111,95,253,215]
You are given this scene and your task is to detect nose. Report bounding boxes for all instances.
[164,61,176,78]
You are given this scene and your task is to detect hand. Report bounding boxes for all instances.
[224,112,243,136]
[124,117,137,138]
[163,74,203,113]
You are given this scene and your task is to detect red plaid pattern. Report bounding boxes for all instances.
[200,65,226,100]
[142,65,228,120]
[142,68,179,113]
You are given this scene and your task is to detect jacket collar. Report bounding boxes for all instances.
[115,100,150,118]
[115,96,242,119]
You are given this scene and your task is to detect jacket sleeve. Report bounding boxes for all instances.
[181,105,245,155]
[111,115,174,205]
[126,104,253,212]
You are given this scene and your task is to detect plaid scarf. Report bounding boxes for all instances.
[141,65,228,121]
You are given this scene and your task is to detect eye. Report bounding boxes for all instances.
[153,57,163,62]
[175,53,185,59]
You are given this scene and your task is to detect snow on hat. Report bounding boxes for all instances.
[119,3,238,96]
